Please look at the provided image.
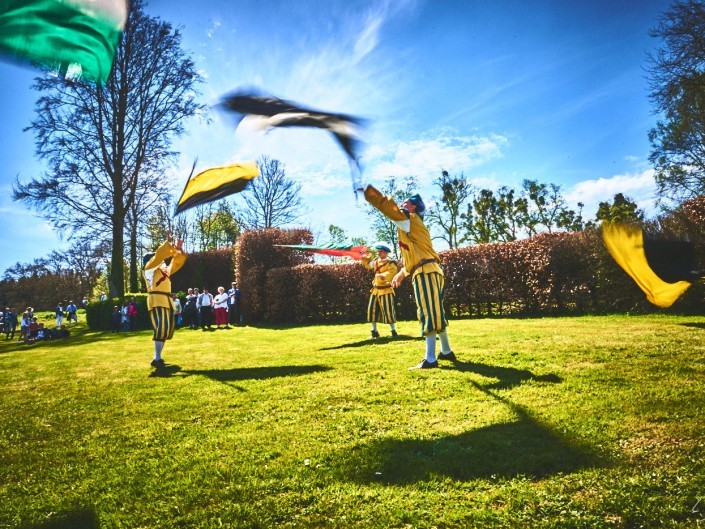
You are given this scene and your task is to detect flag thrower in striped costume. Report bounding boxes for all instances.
[174,162,260,216]
[0,0,127,83]
[274,243,369,261]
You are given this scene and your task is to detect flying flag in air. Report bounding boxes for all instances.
[174,162,260,216]
[218,88,367,193]
[602,222,704,308]
[0,0,127,83]
[274,243,369,261]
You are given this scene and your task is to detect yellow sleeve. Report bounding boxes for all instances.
[361,255,374,270]
[364,185,408,222]
[144,240,187,275]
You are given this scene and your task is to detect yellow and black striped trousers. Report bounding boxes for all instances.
[367,292,396,324]
[149,306,176,342]
[412,272,448,336]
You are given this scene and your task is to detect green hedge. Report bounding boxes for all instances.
[85,294,150,331]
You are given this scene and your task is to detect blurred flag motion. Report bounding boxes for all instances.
[274,243,368,261]
[0,0,127,82]
[602,222,703,308]
[174,162,260,216]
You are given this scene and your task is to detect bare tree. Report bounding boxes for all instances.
[239,156,304,229]
[13,0,203,297]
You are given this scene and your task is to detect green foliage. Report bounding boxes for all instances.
[171,247,235,294]
[1,316,703,527]
[426,170,474,249]
[596,193,645,223]
[366,176,418,258]
[85,294,149,330]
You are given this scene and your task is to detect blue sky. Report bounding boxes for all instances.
[0,0,672,273]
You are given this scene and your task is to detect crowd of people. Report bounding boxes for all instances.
[179,283,242,331]
[2,306,71,344]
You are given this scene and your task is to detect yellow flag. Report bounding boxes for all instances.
[602,222,692,308]
[174,162,260,215]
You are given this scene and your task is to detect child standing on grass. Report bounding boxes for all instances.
[111,306,122,333]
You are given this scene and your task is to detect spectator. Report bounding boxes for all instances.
[28,317,40,341]
[183,288,197,330]
[36,323,46,341]
[57,325,70,339]
[82,296,89,308]
[127,297,139,331]
[18,310,31,344]
[199,287,214,331]
[213,286,229,329]
[55,302,64,327]
[5,308,17,341]
[172,294,183,329]
[121,301,130,332]
[111,305,122,333]
[99,292,108,301]
[194,287,202,329]
[227,282,241,326]
[66,301,78,324]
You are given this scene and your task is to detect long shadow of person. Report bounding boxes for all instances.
[319,335,418,350]
[331,384,602,485]
[448,359,562,390]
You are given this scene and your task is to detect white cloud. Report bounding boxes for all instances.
[365,129,509,185]
[565,169,659,218]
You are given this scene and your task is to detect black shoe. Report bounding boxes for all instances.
[409,359,438,370]
[371,330,380,339]
[391,330,398,337]
[150,358,165,368]
[438,351,457,361]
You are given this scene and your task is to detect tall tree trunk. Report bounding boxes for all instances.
[129,219,139,293]
[109,216,125,298]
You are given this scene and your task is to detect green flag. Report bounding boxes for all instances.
[0,0,127,83]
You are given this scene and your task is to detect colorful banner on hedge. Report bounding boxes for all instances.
[274,243,368,261]
[174,162,260,215]
[602,222,699,308]
[0,0,127,82]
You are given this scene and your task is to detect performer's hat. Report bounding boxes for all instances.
[374,242,392,253]
[142,252,155,268]
[407,193,425,213]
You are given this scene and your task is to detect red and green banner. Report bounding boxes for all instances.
[274,243,368,261]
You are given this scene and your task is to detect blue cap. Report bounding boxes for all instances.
[374,242,392,253]
[142,253,155,268]
[407,194,425,213]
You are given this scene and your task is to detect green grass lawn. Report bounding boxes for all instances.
[1,315,704,528]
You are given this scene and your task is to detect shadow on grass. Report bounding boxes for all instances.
[450,360,562,390]
[186,364,333,382]
[319,335,419,350]
[148,363,332,386]
[679,322,705,330]
[334,392,602,484]
[19,507,99,529]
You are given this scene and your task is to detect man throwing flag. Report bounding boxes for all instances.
[364,185,456,369]
[143,233,187,368]
[361,242,399,339]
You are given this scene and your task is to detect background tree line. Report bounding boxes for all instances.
[5,0,705,310]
